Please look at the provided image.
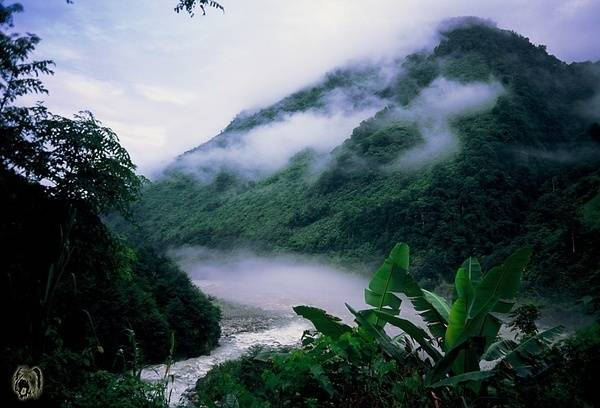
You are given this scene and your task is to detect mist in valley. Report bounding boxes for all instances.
[170,246,370,321]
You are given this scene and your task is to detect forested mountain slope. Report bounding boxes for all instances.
[115,21,600,294]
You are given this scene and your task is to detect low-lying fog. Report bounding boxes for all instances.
[170,246,370,322]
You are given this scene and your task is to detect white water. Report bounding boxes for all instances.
[141,317,309,405]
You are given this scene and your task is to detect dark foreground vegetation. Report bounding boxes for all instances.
[0,2,219,406]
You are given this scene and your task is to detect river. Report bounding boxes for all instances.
[141,248,373,406]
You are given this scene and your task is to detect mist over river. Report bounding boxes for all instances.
[176,247,371,320]
[141,247,412,406]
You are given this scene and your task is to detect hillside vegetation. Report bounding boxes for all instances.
[117,22,600,299]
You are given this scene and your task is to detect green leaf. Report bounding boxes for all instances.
[372,310,442,361]
[346,303,407,362]
[468,247,532,320]
[309,364,336,396]
[368,243,409,294]
[462,257,482,287]
[492,299,516,313]
[422,290,450,323]
[445,267,474,350]
[426,337,472,384]
[293,305,352,339]
[366,243,408,327]
[429,370,495,388]
[480,313,502,351]
[438,300,498,378]
[394,268,448,339]
[364,289,402,311]
[482,339,517,361]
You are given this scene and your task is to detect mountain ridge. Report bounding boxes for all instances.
[113,19,600,295]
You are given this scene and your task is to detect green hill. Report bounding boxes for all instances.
[114,21,600,293]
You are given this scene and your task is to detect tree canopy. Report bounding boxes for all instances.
[0,1,143,214]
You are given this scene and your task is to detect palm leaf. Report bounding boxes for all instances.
[373,310,442,361]
[468,247,532,320]
[293,305,352,339]
[346,304,406,362]
[365,243,407,327]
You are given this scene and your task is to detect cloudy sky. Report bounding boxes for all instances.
[13,0,600,176]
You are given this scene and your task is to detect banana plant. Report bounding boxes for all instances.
[294,242,561,390]
[421,247,535,384]
[354,244,554,384]
[359,243,449,339]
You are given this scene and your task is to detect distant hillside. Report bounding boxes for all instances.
[112,20,600,294]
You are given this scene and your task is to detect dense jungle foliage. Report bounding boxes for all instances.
[0,2,220,406]
[115,22,600,306]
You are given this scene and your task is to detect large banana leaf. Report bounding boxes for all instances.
[373,310,442,362]
[480,314,502,350]
[492,299,516,313]
[462,257,482,286]
[468,247,531,320]
[366,243,448,338]
[431,298,499,379]
[445,267,475,350]
[425,337,472,385]
[346,303,407,362]
[422,290,450,323]
[365,243,407,327]
[395,267,448,338]
[451,257,482,303]
[293,306,352,339]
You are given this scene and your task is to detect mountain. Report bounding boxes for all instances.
[113,19,600,293]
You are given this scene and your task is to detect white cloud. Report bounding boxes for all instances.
[135,84,196,105]
[104,119,170,171]
[13,0,600,176]
[390,78,505,168]
[60,72,123,101]
[178,104,382,180]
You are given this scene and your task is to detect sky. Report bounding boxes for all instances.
[13,0,600,176]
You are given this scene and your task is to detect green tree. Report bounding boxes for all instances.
[1,1,142,215]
